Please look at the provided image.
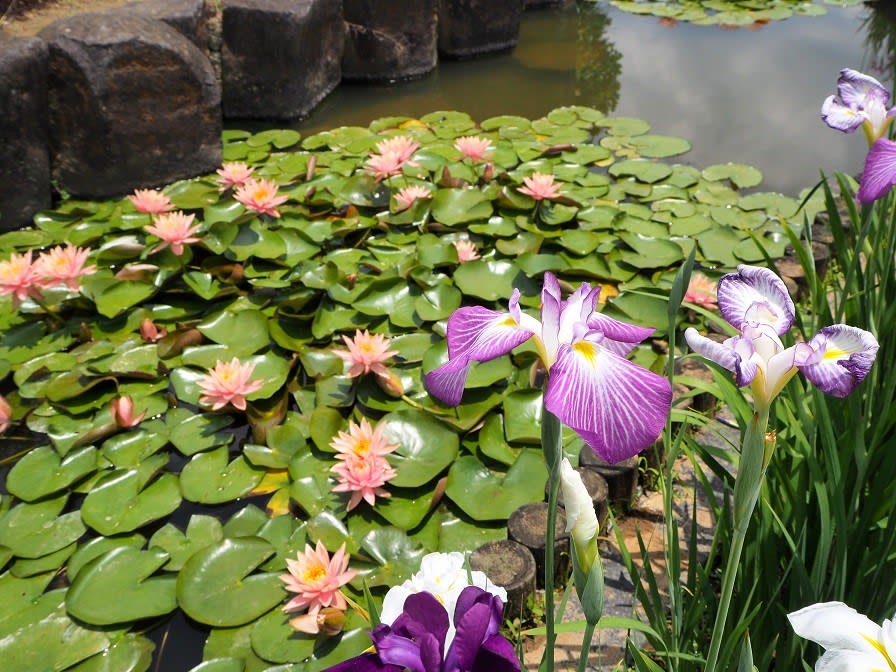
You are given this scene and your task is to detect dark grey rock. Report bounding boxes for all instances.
[222,0,343,120]
[438,0,524,58]
[39,12,221,199]
[342,0,437,82]
[0,35,51,231]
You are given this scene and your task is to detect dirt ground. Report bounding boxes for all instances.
[1,0,131,36]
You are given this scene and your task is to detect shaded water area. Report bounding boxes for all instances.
[277,2,890,197]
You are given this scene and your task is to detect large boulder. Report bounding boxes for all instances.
[438,0,524,58]
[39,12,221,199]
[0,35,51,231]
[222,0,344,120]
[342,0,437,82]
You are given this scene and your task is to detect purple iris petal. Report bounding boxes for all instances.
[798,325,879,397]
[425,304,534,405]
[324,653,401,672]
[544,340,672,464]
[821,94,866,133]
[857,138,896,204]
[444,587,519,672]
[587,311,655,349]
[684,328,739,373]
[837,68,890,109]
[474,634,521,672]
[717,265,794,334]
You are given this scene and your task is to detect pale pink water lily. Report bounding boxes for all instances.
[34,244,97,291]
[145,211,202,256]
[453,239,480,264]
[518,172,562,201]
[0,394,11,434]
[330,417,399,458]
[425,272,672,464]
[685,265,879,410]
[393,185,432,211]
[334,329,398,379]
[234,178,289,218]
[454,135,494,162]
[281,541,357,634]
[789,602,896,672]
[197,357,265,411]
[365,136,420,180]
[216,161,255,191]
[110,395,146,428]
[331,451,398,511]
[0,251,42,309]
[683,272,718,309]
[375,136,420,164]
[128,188,172,214]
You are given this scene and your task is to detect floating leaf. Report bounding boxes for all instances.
[381,409,459,488]
[180,447,266,504]
[80,468,182,536]
[446,451,548,521]
[0,494,86,559]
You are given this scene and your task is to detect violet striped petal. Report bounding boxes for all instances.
[798,325,879,398]
[540,273,563,361]
[684,328,740,374]
[836,68,890,109]
[857,138,896,204]
[587,311,655,346]
[717,265,794,334]
[544,341,671,464]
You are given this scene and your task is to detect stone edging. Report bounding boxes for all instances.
[0,0,565,231]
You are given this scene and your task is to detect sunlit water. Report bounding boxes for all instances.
[283,2,888,197]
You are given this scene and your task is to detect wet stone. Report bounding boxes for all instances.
[579,448,639,508]
[0,34,51,231]
[507,501,569,590]
[221,0,343,120]
[342,0,438,82]
[438,0,524,58]
[39,12,221,199]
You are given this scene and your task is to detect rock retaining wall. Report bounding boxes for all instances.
[0,0,567,231]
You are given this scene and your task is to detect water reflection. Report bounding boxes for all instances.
[276,2,896,196]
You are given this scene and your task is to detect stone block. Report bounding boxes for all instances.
[438,0,524,58]
[0,35,51,231]
[342,0,437,82]
[39,12,221,199]
[222,0,344,120]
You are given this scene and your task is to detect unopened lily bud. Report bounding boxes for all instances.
[110,395,146,428]
[140,318,167,343]
[316,607,346,636]
[482,161,495,182]
[375,368,405,398]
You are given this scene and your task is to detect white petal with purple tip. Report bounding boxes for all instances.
[717,265,794,334]
[684,328,739,373]
[544,341,671,464]
[821,95,866,133]
[798,325,879,398]
[837,68,890,108]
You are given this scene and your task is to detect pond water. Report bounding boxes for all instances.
[288,1,888,197]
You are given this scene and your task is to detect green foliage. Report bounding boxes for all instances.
[595,0,861,26]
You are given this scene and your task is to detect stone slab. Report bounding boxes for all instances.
[438,0,524,58]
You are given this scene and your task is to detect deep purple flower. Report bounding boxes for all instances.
[856,138,896,203]
[324,587,519,672]
[424,272,672,464]
[685,265,878,410]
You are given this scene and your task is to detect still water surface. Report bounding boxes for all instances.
[292,2,886,197]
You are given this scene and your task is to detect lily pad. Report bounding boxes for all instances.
[180,446,266,504]
[80,468,182,536]
[380,409,459,488]
[445,451,548,521]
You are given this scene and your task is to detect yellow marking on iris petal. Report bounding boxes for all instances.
[573,341,599,365]
[862,634,896,671]
[823,348,847,361]
[498,317,517,327]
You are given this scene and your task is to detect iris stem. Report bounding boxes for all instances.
[577,621,597,672]
[704,407,770,672]
[540,408,563,672]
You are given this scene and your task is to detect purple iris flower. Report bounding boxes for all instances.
[324,587,520,672]
[423,272,672,464]
[685,265,878,411]
[822,68,896,203]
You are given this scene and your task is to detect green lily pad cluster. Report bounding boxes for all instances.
[0,105,819,671]
[597,0,861,25]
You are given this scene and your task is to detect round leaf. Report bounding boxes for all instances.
[446,452,548,521]
[381,409,459,488]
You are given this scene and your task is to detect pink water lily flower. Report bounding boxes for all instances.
[197,357,265,411]
[330,417,399,458]
[331,451,398,511]
[128,188,173,214]
[375,136,420,164]
[0,251,42,309]
[683,272,718,310]
[281,541,357,634]
[0,394,11,434]
[454,239,480,263]
[425,272,672,464]
[454,135,494,162]
[518,172,562,201]
[34,244,97,291]
[110,395,146,428]
[234,178,289,218]
[685,265,878,410]
[365,136,420,181]
[334,329,398,379]
[216,161,255,191]
[145,211,202,256]
[394,185,433,211]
